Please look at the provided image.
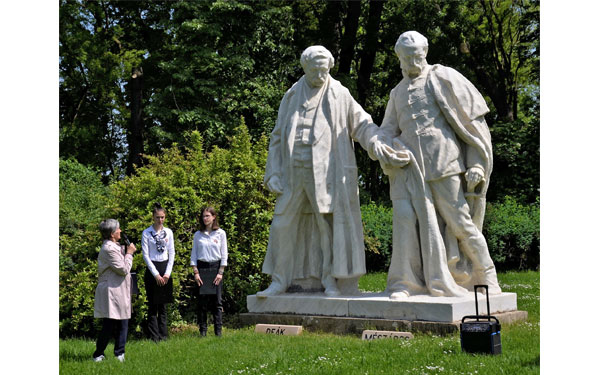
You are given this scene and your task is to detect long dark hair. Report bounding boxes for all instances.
[199,206,220,232]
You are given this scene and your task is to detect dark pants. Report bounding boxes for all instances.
[93,318,128,358]
[147,302,168,341]
[197,261,223,336]
[145,261,173,341]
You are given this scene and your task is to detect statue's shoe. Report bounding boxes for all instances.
[324,286,341,297]
[322,277,341,297]
[484,281,502,295]
[474,268,502,295]
[256,283,286,297]
[390,290,410,300]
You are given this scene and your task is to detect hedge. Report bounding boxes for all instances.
[59,124,539,337]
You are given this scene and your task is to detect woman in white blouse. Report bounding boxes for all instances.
[191,206,228,336]
[141,203,175,342]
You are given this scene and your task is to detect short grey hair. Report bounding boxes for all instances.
[395,31,429,57]
[300,45,334,71]
[99,219,119,240]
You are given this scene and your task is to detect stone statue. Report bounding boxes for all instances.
[258,46,379,297]
[371,31,501,299]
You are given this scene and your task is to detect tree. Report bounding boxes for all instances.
[147,1,297,150]
[357,0,386,106]
[449,0,540,122]
[338,1,362,76]
[59,0,539,203]
[318,1,345,62]
[128,66,144,175]
[59,0,171,177]
[445,0,540,201]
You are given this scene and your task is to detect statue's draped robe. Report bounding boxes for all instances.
[263,76,378,282]
[376,65,492,293]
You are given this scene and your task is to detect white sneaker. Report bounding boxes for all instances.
[93,355,105,362]
[116,354,125,362]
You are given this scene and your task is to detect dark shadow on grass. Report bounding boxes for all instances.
[60,350,93,362]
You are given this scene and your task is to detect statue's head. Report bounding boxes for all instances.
[395,31,429,78]
[300,46,334,88]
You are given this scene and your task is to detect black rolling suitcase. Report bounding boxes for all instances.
[460,285,502,355]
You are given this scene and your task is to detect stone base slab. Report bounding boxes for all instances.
[239,310,528,336]
[247,291,519,322]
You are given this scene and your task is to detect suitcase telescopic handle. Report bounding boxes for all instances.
[473,284,491,321]
[461,315,500,324]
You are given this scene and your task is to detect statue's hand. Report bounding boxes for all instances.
[372,140,391,164]
[465,166,484,192]
[266,175,284,195]
[373,140,410,167]
[387,149,411,168]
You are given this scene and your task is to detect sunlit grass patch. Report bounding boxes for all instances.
[60,271,539,375]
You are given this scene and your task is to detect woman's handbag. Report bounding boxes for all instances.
[130,272,140,296]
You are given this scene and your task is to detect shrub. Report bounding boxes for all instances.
[59,127,539,337]
[361,202,393,272]
[59,159,111,337]
[108,119,274,328]
[483,196,540,270]
[488,119,540,204]
[359,195,540,273]
[59,121,274,337]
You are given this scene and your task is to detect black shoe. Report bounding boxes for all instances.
[150,336,160,343]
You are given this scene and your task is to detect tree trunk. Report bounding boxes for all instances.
[357,0,385,106]
[318,1,345,62]
[464,56,515,123]
[338,1,361,75]
[127,67,144,175]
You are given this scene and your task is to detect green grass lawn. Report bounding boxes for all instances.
[59,271,539,374]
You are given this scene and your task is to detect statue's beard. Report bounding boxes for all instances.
[308,75,327,88]
[402,63,427,79]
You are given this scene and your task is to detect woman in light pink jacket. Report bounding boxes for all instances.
[92,219,137,362]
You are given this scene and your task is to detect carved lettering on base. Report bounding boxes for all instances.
[255,324,302,336]
[361,330,414,340]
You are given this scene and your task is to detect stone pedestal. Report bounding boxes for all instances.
[239,310,528,336]
[247,291,518,323]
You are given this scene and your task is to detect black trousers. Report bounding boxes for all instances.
[196,261,223,335]
[93,318,128,358]
[147,302,168,341]
[145,261,173,341]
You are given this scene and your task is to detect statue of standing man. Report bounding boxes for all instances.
[258,46,380,297]
[372,31,501,298]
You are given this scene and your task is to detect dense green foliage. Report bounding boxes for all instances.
[58,141,538,337]
[362,197,540,273]
[484,196,540,271]
[58,0,540,338]
[487,118,540,203]
[110,120,273,323]
[58,132,539,337]
[361,202,394,272]
[59,271,539,374]
[59,159,111,336]
[59,0,539,203]
[59,122,274,337]
[153,1,297,148]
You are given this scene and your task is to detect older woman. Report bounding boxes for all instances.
[93,219,137,362]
